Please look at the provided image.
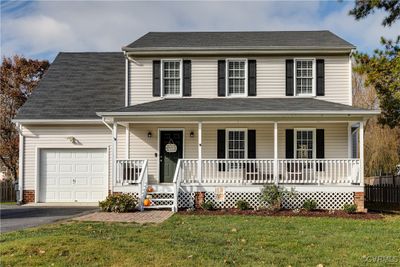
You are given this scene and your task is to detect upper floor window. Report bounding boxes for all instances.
[227,59,247,96]
[295,59,315,96]
[294,129,315,159]
[162,60,182,97]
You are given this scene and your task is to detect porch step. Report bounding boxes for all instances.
[143,190,175,211]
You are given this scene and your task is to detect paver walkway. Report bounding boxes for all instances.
[73,210,173,224]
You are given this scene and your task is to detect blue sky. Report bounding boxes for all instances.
[1,1,399,62]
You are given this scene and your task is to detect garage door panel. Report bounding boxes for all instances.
[91,164,105,173]
[59,152,73,159]
[40,149,107,203]
[91,176,104,185]
[59,164,73,173]
[59,177,73,185]
[75,164,89,172]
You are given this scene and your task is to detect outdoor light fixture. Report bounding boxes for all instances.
[147,132,152,138]
[67,136,78,144]
[190,131,195,138]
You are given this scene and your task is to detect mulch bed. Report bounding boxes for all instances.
[178,208,384,220]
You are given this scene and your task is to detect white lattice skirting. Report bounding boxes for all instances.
[178,191,354,210]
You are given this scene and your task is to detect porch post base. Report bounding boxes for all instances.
[195,192,205,209]
[23,190,35,203]
[354,192,366,213]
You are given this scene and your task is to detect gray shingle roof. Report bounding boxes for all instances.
[15,52,125,120]
[102,98,376,115]
[124,31,355,50]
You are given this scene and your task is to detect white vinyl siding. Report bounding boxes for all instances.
[22,125,113,191]
[129,55,350,106]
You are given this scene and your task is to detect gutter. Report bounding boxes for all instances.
[15,123,24,204]
[97,110,381,117]
[11,119,103,125]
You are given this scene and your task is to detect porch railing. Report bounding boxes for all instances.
[277,159,360,185]
[115,159,147,185]
[177,158,360,185]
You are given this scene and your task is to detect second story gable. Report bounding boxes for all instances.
[123,31,355,106]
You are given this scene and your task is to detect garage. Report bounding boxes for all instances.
[39,148,108,202]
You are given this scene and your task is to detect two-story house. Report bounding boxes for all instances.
[14,31,379,211]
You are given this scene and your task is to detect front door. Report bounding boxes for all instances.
[159,131,183,183]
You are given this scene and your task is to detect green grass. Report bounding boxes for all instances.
[0,202,16,205]
[1,215,400,266]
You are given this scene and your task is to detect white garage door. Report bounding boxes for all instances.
[40,148,108,202]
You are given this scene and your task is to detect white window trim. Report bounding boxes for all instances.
[294,128,316,159]
[225,128,248,159]
[226,58,248,97]
[293,58,316,97]
[160,59,183,98]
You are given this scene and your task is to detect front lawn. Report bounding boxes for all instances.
[1,214,399,266]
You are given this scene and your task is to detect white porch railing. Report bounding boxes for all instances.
[277,159,360,185]
[173,159,183,212]
[115,159,147,185]
[115,159,148,210]
[177,158,360,185]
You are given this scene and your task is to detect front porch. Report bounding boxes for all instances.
[107,118,365,211]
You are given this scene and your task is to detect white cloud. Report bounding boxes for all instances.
[1,1,398,60]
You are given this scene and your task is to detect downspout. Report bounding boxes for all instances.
[15,123,25,204]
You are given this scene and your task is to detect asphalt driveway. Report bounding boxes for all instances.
[0,204,97,233]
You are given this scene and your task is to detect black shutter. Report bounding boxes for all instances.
[152,60,161,97]
[285,129,294,158]
[218,60,226,97]
[316,129,325,171]
[247,130,256,158]
[183,60,191,96]
[316,129,325,158]
[217,130,226,171]
[316,59,325,96]
[286,59,294,96]
[248,60,257,96]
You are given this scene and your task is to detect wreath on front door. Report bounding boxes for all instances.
[165,139,177,153]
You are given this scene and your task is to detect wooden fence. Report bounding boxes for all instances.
[0,180,16,202]
[365,184,400,205]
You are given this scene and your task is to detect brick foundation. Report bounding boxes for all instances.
[194,192,205,209]
[354,192,366,213]
[23,190,35,203]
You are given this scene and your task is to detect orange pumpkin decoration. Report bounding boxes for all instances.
[143,199,151,206]
[147,186,154,193]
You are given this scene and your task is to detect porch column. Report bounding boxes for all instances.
[112,122,118,185]
[125,124,130,159]
[274,122,278,185]
[198,121,202,182]
[347,122,352,158]
[359,121,364,185]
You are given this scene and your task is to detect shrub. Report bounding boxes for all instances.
[201,201,214,211]
[261,185,296,211]
[343,203,357,214]
[236,199,250,210]
[302,199,318,211]
[99,193,138,212]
